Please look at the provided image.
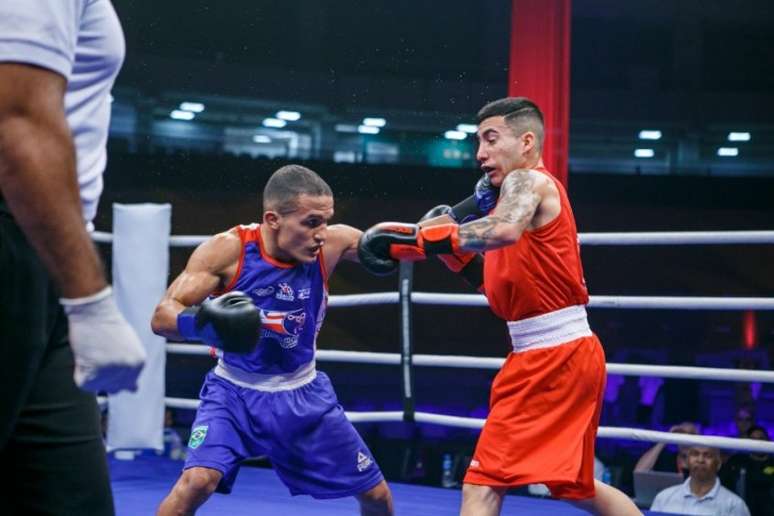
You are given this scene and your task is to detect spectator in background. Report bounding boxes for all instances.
[635,421,699,476]
[720,426,774,516]
[735,406,757,438]
[651,446,750,516]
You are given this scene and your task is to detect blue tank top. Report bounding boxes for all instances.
[215,224,327,374]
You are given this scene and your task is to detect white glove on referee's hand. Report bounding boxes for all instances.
[60,286,147,393]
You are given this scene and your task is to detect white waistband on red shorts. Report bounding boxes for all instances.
[214,359,316,392]
[507,304,592,353]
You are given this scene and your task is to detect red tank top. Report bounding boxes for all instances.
[483,168,589,321]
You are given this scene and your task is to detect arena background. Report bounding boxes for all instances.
[97,0,773,498]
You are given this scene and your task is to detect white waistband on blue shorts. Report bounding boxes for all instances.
[214,359,317,392]
[507,305,592,353]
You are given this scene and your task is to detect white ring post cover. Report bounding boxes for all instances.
[107,203,171,452]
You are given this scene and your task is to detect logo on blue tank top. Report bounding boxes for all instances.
[260,308,307,348]
[275,282,295,301]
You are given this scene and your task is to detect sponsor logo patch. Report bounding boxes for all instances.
[253,286,275,297]
[357,451,373,472]
[188,425,208,449]
[275,282,295,301]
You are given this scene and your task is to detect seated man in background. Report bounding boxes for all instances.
[635,421,699,477]
[151,164,392,515]
[651,445,750,516]
[720,426,774,516]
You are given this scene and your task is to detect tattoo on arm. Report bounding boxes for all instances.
[458,170,541,252]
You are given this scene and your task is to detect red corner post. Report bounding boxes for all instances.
[508,0,571,187]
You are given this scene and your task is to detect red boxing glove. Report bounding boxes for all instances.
[357,222,463,275]
[418,204,479,274]
[390,223,462,261]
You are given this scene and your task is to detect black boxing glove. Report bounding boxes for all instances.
[177,291,261,353]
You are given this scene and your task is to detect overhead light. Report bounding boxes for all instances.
[252,135,271,143]
[170,110,195,121]
[179,102,205,113]
[358,125,380,135]
[638,130,662,140]
[728,132,750,142]
[362,117,386,128]
[634,148,654,158]
[276,110,301,121]
[456,124,478,134]
[262,118,287,128]
[444,130,467,140]
[717,147,738,157]
[335,124,358,133]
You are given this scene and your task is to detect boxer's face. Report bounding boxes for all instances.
[273,194,334,263]
[476,116,535,187]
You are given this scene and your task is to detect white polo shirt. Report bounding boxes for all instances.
[0,0,125,224]
[651,477,751,516]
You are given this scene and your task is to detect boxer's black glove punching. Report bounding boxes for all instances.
[177,291,261,353]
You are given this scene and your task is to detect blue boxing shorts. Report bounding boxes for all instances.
[183,369,384,498]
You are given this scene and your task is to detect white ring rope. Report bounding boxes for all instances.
[411,292,774,311]
[92,230,774,247]
[597,427,774,454]
[579,230,774,246]
[221,291,774,311]
[150,397,774,454]
[166,344,774,383]
[329,292,399,307]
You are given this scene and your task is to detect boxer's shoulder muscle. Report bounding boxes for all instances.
[188,229,243,281]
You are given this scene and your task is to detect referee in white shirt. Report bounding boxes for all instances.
[0,1,146,513]
[651,446,751,516]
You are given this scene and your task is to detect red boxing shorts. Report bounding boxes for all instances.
[464,334,606,500]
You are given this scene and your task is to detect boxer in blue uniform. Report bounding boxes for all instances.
[151,164,392,515]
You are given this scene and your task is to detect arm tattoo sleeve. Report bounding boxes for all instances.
[458,170,541,252]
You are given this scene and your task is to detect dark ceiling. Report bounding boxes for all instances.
[113,0,774,122]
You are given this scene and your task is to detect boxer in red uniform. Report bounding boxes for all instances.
[358,98,641,515]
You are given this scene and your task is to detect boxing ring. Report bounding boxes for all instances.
[94,214,774,515]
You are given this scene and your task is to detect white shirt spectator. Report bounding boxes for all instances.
[651,477,750,516]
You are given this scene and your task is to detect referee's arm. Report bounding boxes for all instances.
[0,63,107,299]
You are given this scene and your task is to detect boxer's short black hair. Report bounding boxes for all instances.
[477,97,544,150]
[263,164,332,214]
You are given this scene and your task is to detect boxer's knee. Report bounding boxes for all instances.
[356,480,393,516]
[179,467,221,496]
[158,467,221,515]
[461,483,506,516]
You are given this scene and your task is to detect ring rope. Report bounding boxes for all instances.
[579,230,774,246]
[411,293,774,311]
[91,230,774,247]
[153,396,774,454]
[305,292,774,311]
[165,344,774,383]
